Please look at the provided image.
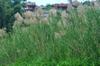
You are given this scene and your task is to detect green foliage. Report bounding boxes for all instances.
[83,1,93,6]
[12,0,26,13]
[0,0,26,32]
[45,4,52,10]
[0,0,13,31]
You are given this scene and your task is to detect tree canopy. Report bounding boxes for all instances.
[0,0,26,32]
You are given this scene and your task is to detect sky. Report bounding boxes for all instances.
[27,0,91,6]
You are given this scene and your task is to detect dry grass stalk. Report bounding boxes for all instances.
[34,7,45,23]
[14,12,25,28]
[77,5,86,17]
[13,20,24,28]
[41,17,49,24]
[22,11,38,26]
[49,8,57,16]
[54,31,65,39]
[23,18,37,26]
[35,7,44,17]
[14,12,24,22]
[61,11,69,20]
[0,28,6,38]
[23,11,33,19]
[61,11,69,26]
[67,4,74,11]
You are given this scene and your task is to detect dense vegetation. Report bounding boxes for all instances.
[0,0,100,66]
[0,7,100,66]
[0,0,25,32]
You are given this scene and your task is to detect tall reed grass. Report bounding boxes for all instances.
[0,7,100,66]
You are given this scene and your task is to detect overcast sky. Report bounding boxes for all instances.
[27,0,92,6]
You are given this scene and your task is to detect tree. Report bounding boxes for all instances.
[83,1,93,6]
[12,0,26,13]
[45,4,52,10]
[0,0,26,32]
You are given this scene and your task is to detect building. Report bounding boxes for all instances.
[52,3,68,10]
[24,2,36,11]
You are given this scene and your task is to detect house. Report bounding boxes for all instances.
[52,3,68,10]
[24,2,36,11]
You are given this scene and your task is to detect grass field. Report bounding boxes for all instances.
[0,7,100,66]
